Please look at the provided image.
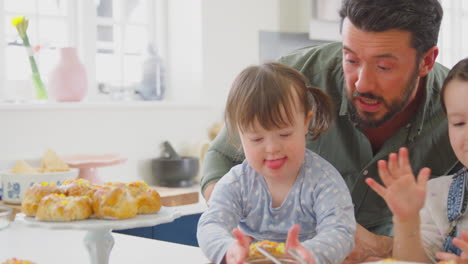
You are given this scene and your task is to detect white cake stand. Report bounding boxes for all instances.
[15,207,181,264]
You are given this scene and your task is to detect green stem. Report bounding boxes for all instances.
[21,35,47,99]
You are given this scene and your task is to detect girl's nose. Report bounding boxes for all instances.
[265,139,281,154]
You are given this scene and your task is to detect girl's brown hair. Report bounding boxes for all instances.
[225,62,333,140]
[441,58,468,113]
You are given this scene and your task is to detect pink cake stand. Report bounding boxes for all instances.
[61,154,127,184]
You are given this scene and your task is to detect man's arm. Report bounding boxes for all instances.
[344,224,393,263]
[200,125,244,200]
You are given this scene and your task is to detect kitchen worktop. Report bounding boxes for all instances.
[0,223,210,264]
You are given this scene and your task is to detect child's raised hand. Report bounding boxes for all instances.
[225,228,253,264]
[436,230,468,263]
[286,224,315,264]
[365,147,431,221]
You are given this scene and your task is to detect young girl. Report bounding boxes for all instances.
[366,58,468,263]
[197,62,356,264]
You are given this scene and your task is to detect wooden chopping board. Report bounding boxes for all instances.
[152,186,200,207]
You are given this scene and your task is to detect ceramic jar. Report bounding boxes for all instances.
[48,47,88,102]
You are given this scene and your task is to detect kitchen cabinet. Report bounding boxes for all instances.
[114,213,202,246]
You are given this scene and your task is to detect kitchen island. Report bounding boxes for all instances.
[0,223,210,264]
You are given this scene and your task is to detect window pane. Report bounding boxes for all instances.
[96,52,120,83]
[6,45,29,80]
[5,0,36,13]
[123,55,143,84]
[97,25,114,42]
[38,18,68,48]
[38,0,67,16]
[124,25,147,54]
[125,0,147,24]
[97,0,113,18]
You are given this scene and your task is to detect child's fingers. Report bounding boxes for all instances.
[387,152,398,175]
[416,167,431,188]
[232,228,250,248]
[365,178,387,198]
[286,224,301,249]
[377,160,393,187]
[397,148,414,176]
[436,251,459,261]
[453,237,468,254]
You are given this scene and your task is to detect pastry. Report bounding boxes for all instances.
[35,193,92,221]
[1,258,36,264]
[126,181,161,214]
[249,240,286,258]
[92,185,138,219]
[21,182,63,217]
[60,178,96,197]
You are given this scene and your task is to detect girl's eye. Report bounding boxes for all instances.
[251,137,263,142]
[345,59,357,64]
[454,122,466,127]
[280,133,292,137]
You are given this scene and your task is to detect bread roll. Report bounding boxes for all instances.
[92,185,138,219]
[35,194,92,221]
[21,182,63,217]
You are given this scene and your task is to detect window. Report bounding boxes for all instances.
[0,0,163,102]
[438,0,468,68]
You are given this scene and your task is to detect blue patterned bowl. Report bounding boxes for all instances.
[0,168,79,204]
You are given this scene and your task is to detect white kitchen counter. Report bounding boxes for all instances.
[0,223,210,264]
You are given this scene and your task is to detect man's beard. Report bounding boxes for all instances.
[347,69,419,128]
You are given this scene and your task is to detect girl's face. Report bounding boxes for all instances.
[239,99,313,183]
[445,79,468,167]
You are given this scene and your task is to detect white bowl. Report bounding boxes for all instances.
[0,168,79,204]
[0,205,13,230]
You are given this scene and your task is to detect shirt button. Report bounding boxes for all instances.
[363,170,368,176]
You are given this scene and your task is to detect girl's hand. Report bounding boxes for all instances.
[365,147,431,221]
[225,228,253,264]
[436,230,468,263]
[286,224,315,264]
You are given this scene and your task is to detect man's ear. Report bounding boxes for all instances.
[418,46,439,77]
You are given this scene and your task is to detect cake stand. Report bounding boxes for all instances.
[61,154,127,184]
[15,207,181,264]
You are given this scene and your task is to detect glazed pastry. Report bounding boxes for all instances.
[35,194,92,221]
[126,181,161,214]
[21,182,63,217]
[92,185,138,219]
[249,240,286,258]
[1,258,36,264]
[60,178,96,198]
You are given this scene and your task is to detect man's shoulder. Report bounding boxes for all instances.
[278,42,343,72]
[278,42,345,96]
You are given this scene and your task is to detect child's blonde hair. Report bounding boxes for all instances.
[225,62,333,140]
[441,58,468,113]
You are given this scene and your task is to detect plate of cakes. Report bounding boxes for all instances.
[14,179,181,231]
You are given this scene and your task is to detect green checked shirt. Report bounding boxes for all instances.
[201,42,461,236]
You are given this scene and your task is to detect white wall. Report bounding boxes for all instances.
[0,0,310,185]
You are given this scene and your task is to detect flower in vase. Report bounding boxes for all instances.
[12,16,48,100]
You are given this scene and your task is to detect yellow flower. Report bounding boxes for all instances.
[11,16,29,39]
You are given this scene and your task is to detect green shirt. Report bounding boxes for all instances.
[200,42,460,236]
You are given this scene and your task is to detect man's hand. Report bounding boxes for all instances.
[365,147,430,221]
[343,224,393,264]
[225,228,253,264]
[436,230,468,263]
[286,224,315,264]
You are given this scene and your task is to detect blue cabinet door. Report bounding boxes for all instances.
[114,213,201,247]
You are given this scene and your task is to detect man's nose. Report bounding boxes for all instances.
[355,66,376,94]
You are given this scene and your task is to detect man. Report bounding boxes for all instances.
[201,0,461,262]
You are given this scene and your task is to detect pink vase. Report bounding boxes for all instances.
[49,47,88,102]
